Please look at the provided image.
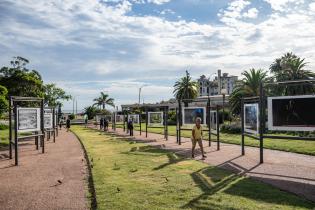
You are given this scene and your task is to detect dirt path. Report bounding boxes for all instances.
[112,127,315,203]
[0,129,88,210]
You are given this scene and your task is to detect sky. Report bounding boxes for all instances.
[1,0,315,111]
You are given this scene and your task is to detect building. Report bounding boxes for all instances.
[198,69,238,96]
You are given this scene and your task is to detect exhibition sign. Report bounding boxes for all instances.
[44,109,53,129]
[268,95,315,131]
[210,110,217,130]
[17,108,41,133]
[244,103,259,134]
[128,114,140,124]
[115,115,124,123]
[182,107,206,125]
[148,112,163,125]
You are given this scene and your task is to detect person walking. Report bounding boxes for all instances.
[84,114,88,128]
[104,119,109,131]
[66,116,71,132]
[191,117,206,159]
[128,119,134,136]
[100,117,104,130]
[59,117,63,130]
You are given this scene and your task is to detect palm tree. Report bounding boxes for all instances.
[84,106,99,120]
[270,52,315,95]
[93,92,115,110]
[229,68,268,115]
[173,70,199,106]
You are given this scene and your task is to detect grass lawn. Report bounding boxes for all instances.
[71,126,315,210]
[115,124,315,156]
[0,129,9,148]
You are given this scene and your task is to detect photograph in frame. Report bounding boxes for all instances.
[268,95,315,131]
[115,115,124,123]
[44,109,53,129]
[244,103,259,134]
[182,107,206,125]
[148,112,163,125]
[17,108,41,132]
[128,114,140,124]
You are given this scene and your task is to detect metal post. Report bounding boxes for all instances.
[241,98,245,155]
[259,82,264,163]
[207,98,211,147]
[139,113,142,135]
[9,97,12,159]
[53,108,56,143]
[41,100,45,153]
[126,114,129,134]
[145,109,148,138]
[178,100,182,145]
[176,108,179,143]
[165,107,168,140]
[216,105,220,151]
[14,102,18,165]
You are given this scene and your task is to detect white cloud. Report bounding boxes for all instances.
[147,0,171,5]
[243,8,259,18]
[263,0,305,11]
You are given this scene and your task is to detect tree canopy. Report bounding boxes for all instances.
[93,92,115,110]
[173,70,199,104]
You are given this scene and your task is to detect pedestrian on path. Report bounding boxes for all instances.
[84,114,88,128]
[128,119,134,136]
[191,117,206,159]
[104,119,109,131]
[66,116,71,132]
[100,118,104,130]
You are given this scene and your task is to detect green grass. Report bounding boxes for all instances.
[0,128,9,148]
[115,123,315,156]
[71,126,315,210]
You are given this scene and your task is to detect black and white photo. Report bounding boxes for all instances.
[17,108,41,132]
[244,103,259,134]
[182,107,206,125]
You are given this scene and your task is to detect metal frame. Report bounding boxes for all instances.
[144,106,169,140]
[44,107,57,143]
[241,80,315,164]
[9,96,45,166]
[176,98,221,150]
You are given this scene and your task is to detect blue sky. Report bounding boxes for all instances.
[1,0,315,111]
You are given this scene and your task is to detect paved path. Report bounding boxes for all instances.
[111,127,315,203]
[0,129,88,210]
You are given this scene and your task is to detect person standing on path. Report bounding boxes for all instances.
[128,119,134,136]
[66,116,71,132]
[84,114,88,128]
[191,117,206,159]
[100,118,104,130]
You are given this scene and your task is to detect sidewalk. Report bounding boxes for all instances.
[0,129,88,210]
[113,127,315,203]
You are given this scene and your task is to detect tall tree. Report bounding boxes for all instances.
[0,85,8,117]
[270,52,315,95]
[229,68,268,115]
[44,83,71,107]
[93,92,115,110]
[0,57,44,97]
[84,106,99,120]
[173,70,199,106]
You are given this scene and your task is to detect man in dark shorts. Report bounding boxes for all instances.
[66,116,71,132]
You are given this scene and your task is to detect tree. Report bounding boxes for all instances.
[93,92,115,110]
[270,52,315,95]
[84,106,99,120]
[0,57,44,98]
[0,85,8,117]
[44,83,71,107]
[229,68,268,115]
[173,70,199,106]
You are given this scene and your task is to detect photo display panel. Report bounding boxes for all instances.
[104,115,112,122]
[44,109,53,129]
[210,111,217,130]
[268,95,315,131]
[17,108,41,132]
[182,107,206,125]
[115,115,124,123]
[244,103,259,134]
[148,112,163,125]
[128,114,140,124]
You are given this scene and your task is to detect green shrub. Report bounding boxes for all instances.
[0,124,9,130]
[221,124,241,134]
[69,114,75,120]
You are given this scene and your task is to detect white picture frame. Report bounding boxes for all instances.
[268,95,315,131]
[128,114,140,124]
[115,115,124,123]
[148,112,164,125]
[210,110,217,130]
[182,107,206,125]
[244,103,259,134]
[44,109,53,129]
[17,108,41,133]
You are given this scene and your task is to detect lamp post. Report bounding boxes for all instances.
[221,89,227,124]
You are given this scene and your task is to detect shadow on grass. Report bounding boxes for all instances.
[182,165,314,209]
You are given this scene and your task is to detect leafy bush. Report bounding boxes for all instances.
[221,124,241,134]
[69,114,75,120]
[0,124,9,130]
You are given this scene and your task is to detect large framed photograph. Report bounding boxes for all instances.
[128,114,140,124]
[17,108,41,133]
[148,112,163,125]
[268,95,315,131]
[210,111,217,130]
[182,107,206,125]
[115,115,124,123]
[244,103,259,134]
[44,109,53,129]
